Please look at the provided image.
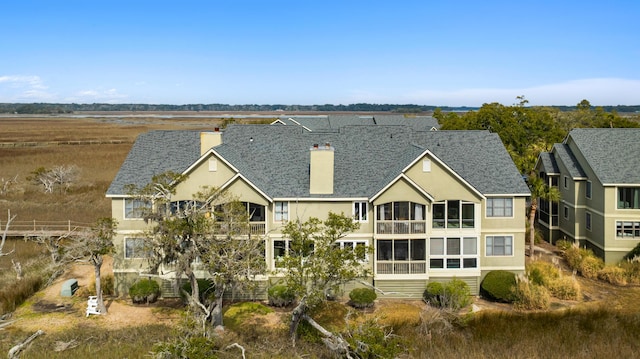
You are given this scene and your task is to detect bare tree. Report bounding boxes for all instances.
[1,209,16,257]
[66,218,117,314]
[0,174,19,196]
[28,165,80,194]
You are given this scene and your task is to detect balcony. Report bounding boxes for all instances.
[376,220,426,234]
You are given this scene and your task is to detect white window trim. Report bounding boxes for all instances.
[124,237,147,259]
[422,159,431,172]
[123,198,149,220]
[353,201,369,223]
[274,201,289,222]
[208,158,218,172]
[563,205,569,220]
[615,220,640,240]
[485,235,514,257]
[429,236,479,269]
[485,197,514,219]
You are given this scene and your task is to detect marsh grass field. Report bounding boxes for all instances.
[1,114,640,358]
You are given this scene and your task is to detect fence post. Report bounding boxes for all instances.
[33,219,36,231]
[68,220,71,231]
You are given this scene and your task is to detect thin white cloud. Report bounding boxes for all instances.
[65,88,128,103]
[0,75,54,101]
[404,78,640,107]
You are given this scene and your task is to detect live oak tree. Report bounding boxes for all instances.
[127,173,265,332]
[279,212,369,352]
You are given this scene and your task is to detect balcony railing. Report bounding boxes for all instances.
[376,220,426,234]
[212,222,266,236]
[377,261,426,274]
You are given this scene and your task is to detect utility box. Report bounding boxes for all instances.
[61,279,78,297]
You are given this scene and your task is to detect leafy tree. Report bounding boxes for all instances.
[127,173,265,332]
[279,212,369,349]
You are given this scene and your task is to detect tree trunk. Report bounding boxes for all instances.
[92,254,107,314]
[289,298,307,345]
[211,294,224,328]
[8,330,44,359]
[529,201,537,257]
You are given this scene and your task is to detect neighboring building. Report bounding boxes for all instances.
[535,128,640,264]
[107,115,529,298]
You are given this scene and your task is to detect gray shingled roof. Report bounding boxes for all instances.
[568,128,640,184]
[107,125,529,198]
[553,143,587,179]
[537,152,560,174]
[275,114,440,132]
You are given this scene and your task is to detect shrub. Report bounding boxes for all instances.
[620,259,640,285]
[267,284,295,307]
[348,288,377,309]
[223,301,273,332]
[547,276,581,300]
[555,239,573,251]
[129,279,160,304]
[527,261,560,287]
[480,270,516,303]
[563,245,585,270]
[424,278,472,310]
[344,317,407,359]
[598,266,628,286]
[79,274,116,297]
[181,279,215,305]
[0,275,43,315]
[623,242,640,261]
[579,256,604,279]
[512,275,550,310]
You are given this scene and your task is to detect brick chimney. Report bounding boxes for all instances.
[200,128,222,155]
[309,143,334,194]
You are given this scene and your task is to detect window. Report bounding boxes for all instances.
[618,187,640,209]
[430,237,478,269]
[124,238,148,259]
[124,199,150,219]
[273,240,288,268]
[275,201,288,221]
[586,181,592,199]
[564,176,569,189]
[339,240,368,261]
[486,198,513,217]
[376,239,426,274]
[486,236,513,256]
[616,221,640,238]
[432,201,475,228]
[564,206,569,220]
[586,212,592,231]
[353,201,368,222]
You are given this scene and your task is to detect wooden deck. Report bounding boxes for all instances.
[2,220,91,238]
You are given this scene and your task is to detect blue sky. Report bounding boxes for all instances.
[1,1,639,106]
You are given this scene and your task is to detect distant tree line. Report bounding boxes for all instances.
[1,101,639,115]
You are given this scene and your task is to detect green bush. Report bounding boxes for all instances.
[181,278,215,305]
[480,270,516,303]
[129,279,160,304]
[424,278,472,310]
[348,288,377,309]
[620,259,640,285]
[267,284,295,307]
[598,266,628,286]
[512,276,550,310]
